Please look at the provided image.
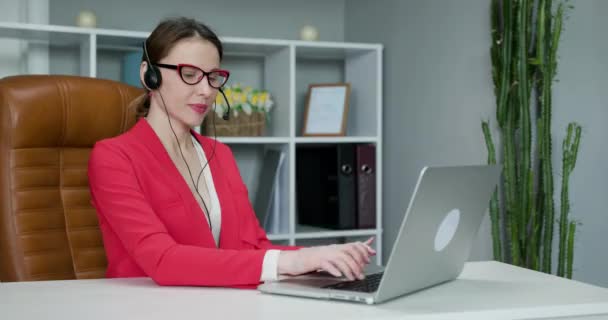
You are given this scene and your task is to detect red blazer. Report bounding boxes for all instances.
[88,118,296,288]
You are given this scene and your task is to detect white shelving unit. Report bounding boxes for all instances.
[0,22,384,262]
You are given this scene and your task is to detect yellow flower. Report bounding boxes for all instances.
[259,92,268,105]
[215,84,273,115]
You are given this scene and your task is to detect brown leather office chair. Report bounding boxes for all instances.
[0,75,143,282]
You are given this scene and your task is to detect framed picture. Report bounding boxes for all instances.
[302,83,351,136]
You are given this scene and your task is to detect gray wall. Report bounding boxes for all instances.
[345,0,496,263]
[49,0,344,41]
[345,0,608,287]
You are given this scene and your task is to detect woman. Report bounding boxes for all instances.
[88,17,375,288]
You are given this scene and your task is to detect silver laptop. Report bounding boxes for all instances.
[258,164,501,304]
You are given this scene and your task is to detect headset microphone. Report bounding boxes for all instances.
[219,88,231,121]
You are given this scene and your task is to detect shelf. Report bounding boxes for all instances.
[96,33,147,50]
[295,41,382,59]
[214,137,291,144]
[222,42,289,57]
[0,21,90,35]
[0,21,383,259]
[295,47,381,138]
[267,233,291,241]
[0,22,381,57]
[207,137,379,144]
[295,225,379,239]
[0,22,383,48]
[0,22,89,47]
[295,137,378,144]
[95,33,291,57]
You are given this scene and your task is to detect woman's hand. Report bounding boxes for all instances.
[277,237,376,281]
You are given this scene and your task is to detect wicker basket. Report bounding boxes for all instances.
[203,112,266,136]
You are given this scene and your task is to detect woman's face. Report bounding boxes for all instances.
[144,37,222,128]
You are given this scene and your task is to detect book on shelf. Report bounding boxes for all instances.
[253,149,286,234]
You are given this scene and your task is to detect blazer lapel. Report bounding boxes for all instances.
[130,118,217,246]
[192,132,241,250]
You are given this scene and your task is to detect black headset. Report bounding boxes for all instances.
[142,53,161,90]
[142,39,231,235]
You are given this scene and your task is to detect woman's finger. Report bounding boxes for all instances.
[320,260,342,278]
[363,237,377,255]
[331,253,357,281]
[354,242,372,264]
[344,243,369,266]
[338,251,364,280]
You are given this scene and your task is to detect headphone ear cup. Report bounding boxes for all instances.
[144,65,161,90]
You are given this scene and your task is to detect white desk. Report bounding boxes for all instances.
[2,261,608,320]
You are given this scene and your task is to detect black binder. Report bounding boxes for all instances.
[296,144,357,230]
[356,144,376,228]
[336,144,357,229]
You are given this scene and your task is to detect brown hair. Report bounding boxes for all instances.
[135,17,224,118]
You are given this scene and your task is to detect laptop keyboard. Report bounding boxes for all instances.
[322,272,383,293]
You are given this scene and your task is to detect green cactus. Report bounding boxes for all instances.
[482,121,502,262]
[566,221,576,279]
[484,0,580,277]
[558,123,581,277]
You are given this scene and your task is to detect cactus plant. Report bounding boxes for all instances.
[484,0,581,278]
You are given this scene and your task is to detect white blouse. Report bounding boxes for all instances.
[191,136,280,282]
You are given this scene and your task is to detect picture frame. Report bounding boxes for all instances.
[302,83,351,136]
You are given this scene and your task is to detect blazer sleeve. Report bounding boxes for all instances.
[88,141,267,287]
[220,144,302,251]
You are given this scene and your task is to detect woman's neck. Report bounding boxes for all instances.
[144,108,194,156]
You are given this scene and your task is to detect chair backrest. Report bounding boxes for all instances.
[0,75,143,282]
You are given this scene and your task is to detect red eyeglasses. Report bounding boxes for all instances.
[154,63,230,89]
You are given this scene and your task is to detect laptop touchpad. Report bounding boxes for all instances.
[281,277,345,288]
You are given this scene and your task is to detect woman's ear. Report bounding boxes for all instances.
[140,61,149,90]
